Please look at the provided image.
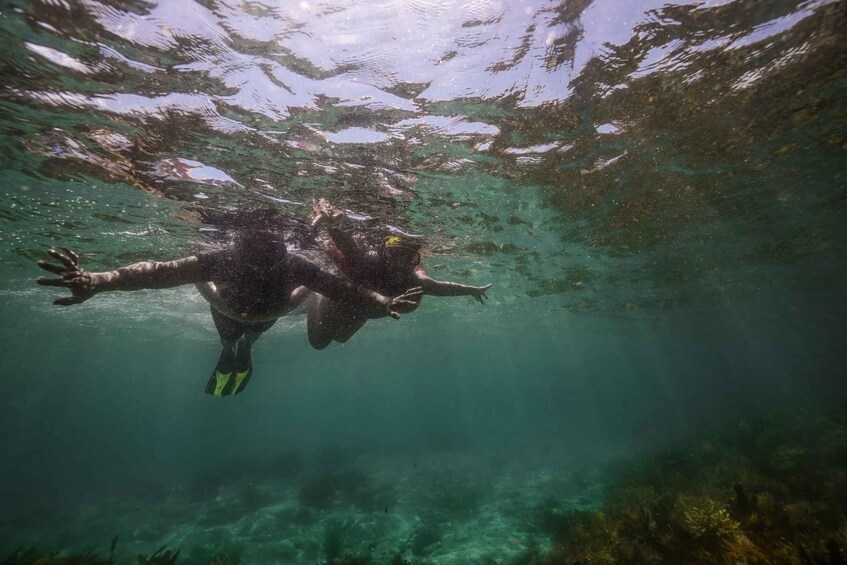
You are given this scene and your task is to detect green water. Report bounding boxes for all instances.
[1,0,846,563]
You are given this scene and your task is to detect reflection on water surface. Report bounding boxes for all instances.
[0,0,845,311]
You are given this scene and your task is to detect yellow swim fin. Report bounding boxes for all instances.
[205,344,252,396]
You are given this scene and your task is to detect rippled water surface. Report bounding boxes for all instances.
[1,0,846,562]
[1,0,844,309]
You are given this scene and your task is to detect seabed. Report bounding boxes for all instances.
[3,402,846,564]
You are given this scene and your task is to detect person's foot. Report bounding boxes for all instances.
[205,345,237,396]
[230,339,253,395]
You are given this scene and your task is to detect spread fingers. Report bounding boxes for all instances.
[37,276,72,287]
[38,260,68,275]
[47,249,76,269]
[60,247,80,265]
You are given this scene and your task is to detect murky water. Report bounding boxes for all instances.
[1,0,846,563]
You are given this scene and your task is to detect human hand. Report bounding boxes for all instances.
[471,283,491,304]
[36,247,97,305]
[386,286,424,319]
[310,198,344,228]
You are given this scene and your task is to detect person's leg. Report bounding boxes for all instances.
[306,291,352,350]
[207,307,248,396]
[242,318,276,348]
[332,316,367,343]
[211,306,245,342]
[226,317,276,395]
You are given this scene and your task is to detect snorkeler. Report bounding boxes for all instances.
[36,232,423,397]
[305,199,492,349]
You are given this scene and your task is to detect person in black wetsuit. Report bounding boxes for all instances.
[36,229,422,397]
[305,199,491,349]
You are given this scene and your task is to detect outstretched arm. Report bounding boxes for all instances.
[289,254,421,319]
[37,247,206,305]
[413,271,491,304]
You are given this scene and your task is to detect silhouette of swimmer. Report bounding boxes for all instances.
[303,198,491,349]
[37,231,422,397]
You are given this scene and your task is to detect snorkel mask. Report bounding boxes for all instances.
[383,235,421,266]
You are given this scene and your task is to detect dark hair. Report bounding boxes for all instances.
[236,228,288,267]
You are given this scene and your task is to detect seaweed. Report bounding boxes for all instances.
[539,402,847,564]
[1,536,117,565]
[0,547,112,565]
[1,540,237,565]
[136,547,179,565]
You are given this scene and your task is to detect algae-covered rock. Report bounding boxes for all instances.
[677,496,740,541]
[539,402,847,564]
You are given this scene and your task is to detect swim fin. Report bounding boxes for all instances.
[230,341,253,395]
[205,341,253,397]
[206,346,236,396]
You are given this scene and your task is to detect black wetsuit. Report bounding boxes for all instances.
[197,246,319,341]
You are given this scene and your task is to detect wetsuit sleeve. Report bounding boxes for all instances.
[326,227,370,266]
[288,254,390,317]
[90,255,208,292]
[196,248,239,281]
[285,253,321,285]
